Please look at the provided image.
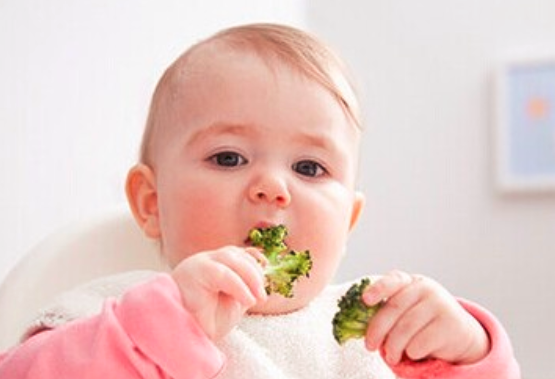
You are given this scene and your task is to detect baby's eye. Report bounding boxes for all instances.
[292,160,327,178]
[208,151,248,167]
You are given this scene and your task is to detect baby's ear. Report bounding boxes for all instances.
[125,164,161,239]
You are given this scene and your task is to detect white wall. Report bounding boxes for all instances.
[307,2,555,379]
[0,0,306,278]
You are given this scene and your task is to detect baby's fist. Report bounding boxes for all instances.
[363,271,490,365]
[171,247,267,341]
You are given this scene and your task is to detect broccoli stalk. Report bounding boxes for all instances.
[332,277,382,345]
[248,225,312,298]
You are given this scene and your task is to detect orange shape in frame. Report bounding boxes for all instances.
[526,96,550,121]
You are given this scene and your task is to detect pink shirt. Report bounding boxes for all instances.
[0,274,520,378]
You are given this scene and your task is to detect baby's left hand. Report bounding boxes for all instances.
[362,270,490,366]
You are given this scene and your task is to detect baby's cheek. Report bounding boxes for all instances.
[310,245,344,284]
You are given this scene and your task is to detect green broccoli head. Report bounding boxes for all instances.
[248,225,288,260]
[248,225,312,298]
[332,277,382,345]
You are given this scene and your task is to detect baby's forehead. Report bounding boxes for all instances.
[163,41,279,96]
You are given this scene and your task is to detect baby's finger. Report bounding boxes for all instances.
[364,276,421,351]
[206,261,259,308]
[381,300,436,364]
[244,247,268,268]
[363,270,413,306]
[211,248,267,301]
[403,321,443,363]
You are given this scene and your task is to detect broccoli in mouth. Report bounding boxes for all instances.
[332,277,382,345]
[247,225,312,298]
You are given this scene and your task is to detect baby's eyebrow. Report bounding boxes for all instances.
[185,121,346,157]
[186,122,255,146]
[293,132,337,151]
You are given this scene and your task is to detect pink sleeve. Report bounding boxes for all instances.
[387,299,521,379]
[0,274,225,379]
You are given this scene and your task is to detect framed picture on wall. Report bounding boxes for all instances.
[494,55,555,193]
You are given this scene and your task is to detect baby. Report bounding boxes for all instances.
[0,23,520,378]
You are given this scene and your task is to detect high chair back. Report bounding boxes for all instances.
[0,207,166,351]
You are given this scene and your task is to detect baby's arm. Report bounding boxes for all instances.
[363,271,520,379]
[0,246,267,378]
[0,274,226,378]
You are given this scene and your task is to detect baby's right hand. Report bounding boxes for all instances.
[171,246,267,341]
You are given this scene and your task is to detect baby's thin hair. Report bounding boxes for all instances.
[139,23,361,165]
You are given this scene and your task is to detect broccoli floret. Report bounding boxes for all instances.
[248,225,312,298]
[332,277,382,345]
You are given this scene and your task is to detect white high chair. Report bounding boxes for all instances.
[0,207,167,351]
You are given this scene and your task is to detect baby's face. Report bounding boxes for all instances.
[151,45,364,314]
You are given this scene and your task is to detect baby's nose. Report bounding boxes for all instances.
[248,174,291,207]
